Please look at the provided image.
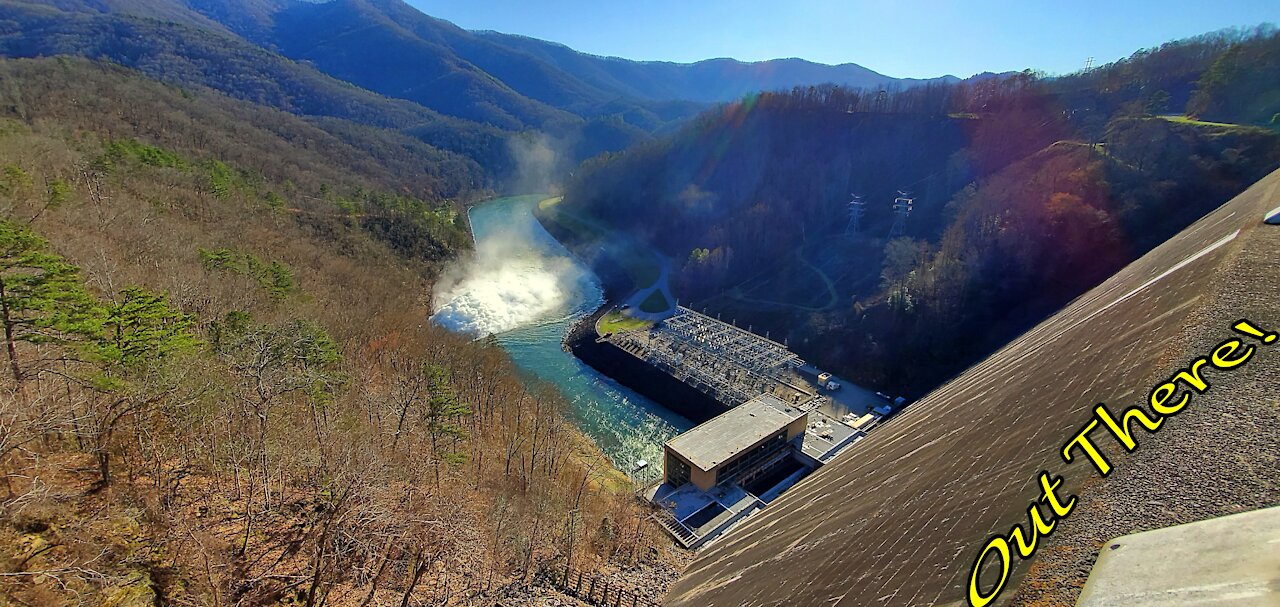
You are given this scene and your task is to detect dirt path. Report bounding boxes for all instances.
[727,248,840,313]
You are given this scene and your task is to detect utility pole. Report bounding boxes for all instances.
[888,192,913,240]
[845,194,865,237]
[1083,56,1095,72]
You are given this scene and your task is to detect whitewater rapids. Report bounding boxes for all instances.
[430,202,601,337]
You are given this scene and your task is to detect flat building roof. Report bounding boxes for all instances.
[666,394,805,471]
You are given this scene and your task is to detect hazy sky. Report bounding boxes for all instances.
[408,0,1276,78]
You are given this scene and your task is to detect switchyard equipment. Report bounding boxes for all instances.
[661,307,802,375]
[605,306,815,408]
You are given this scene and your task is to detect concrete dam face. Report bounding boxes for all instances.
[662,168,1280,607]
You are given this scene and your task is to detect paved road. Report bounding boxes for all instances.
[621,258,677,321]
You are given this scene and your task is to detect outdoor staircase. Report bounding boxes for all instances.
[651,509,696,548]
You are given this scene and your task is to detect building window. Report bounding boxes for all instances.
[667,452,691,487]
[718,432,787,483]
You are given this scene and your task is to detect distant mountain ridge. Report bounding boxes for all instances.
[7,0,964,131]
[472,32,962,103]
[198,0,965,117]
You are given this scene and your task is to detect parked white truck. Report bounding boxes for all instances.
[817,372,841,391]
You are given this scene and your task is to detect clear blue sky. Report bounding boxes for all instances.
[408,0,1276,78]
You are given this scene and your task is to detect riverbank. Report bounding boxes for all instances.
[534,201,730,427]
[433,195,689,477]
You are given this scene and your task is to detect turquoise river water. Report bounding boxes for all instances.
[430,195,691,481]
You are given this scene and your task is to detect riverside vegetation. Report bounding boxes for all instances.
[0,57,678,607]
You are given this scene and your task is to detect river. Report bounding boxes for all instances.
[430,195,691,481]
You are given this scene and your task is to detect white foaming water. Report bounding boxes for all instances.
[429,196,689,476]
[430,200,601,337]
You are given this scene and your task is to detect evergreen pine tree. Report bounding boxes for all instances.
[0,219,97,387]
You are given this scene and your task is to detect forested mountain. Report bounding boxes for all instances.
[0,56,678,606]
[258,0,585,130]
[559,26,1280,396]
[0,0,524,178]
[2,0,972,189]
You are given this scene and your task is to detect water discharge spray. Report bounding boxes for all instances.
[427,196,689,477]
[430,222,597,337]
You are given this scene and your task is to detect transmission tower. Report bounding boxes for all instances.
[888,192,914,239]
[844,194,865,237]
[1083,56,1095,72]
